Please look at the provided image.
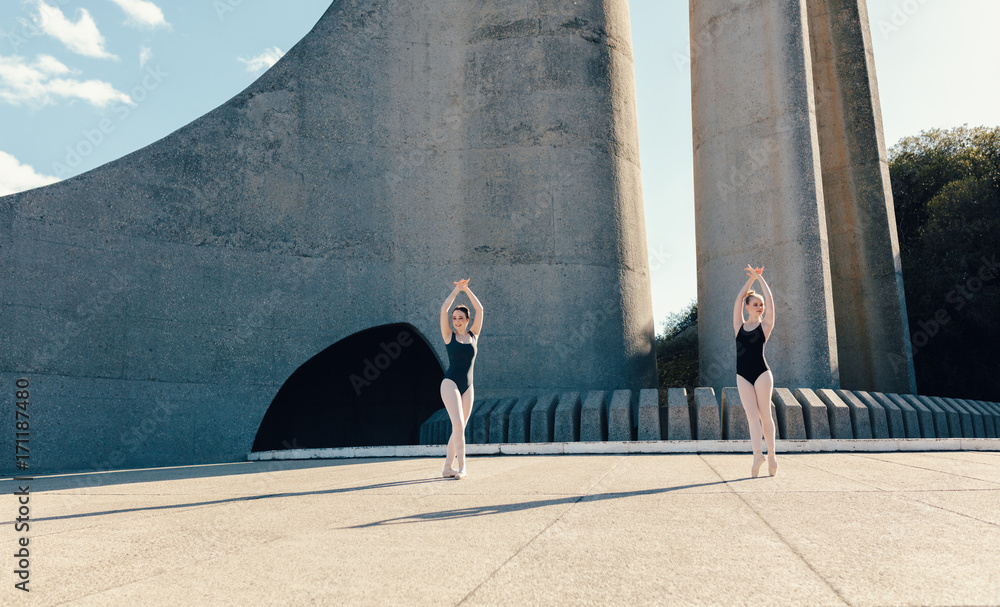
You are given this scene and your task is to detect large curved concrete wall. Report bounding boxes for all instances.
[0,0,656,475]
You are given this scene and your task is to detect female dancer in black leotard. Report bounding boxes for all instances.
[440,278,483,480]
[734,265,777,477]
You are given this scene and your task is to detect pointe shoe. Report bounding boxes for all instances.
[768,458,778,477]
[442,466,458,478]
[454,468,467,480]
[751,456,766,478]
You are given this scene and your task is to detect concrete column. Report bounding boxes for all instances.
[691,0,839,394]
[805,0,916,393]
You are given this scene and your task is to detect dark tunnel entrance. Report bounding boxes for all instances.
[251,323,445,451]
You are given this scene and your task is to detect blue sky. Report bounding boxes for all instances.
[2,0,999,328]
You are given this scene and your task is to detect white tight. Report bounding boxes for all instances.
[441,379,474,470]
[736,370,776,460]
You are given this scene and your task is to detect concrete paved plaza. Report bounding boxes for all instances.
[3,451,1000,605]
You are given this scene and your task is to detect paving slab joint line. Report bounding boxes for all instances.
[247,438,1000,461]
[699,454,852,606]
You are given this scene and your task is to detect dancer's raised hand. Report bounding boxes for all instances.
[453,278,470,291]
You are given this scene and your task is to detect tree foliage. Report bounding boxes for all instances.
[889,125,1000,400]
[655,300,698,394]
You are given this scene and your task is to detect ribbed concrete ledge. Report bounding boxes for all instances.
[249,438,1000,460]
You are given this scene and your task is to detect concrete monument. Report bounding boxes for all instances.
[1,0,656,475]
[691,0,916,395]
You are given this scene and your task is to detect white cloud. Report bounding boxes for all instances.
[107,0,170,29]
[0,54,134,108]
[238,46,284,72]
[33,0,117,60]
[0,151,60,196]
[139,45,152,68]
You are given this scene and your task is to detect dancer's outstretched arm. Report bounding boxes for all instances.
[733,269,756,336]
[464,284,484,336]
[757,270,775,339]
[440,284,461,342]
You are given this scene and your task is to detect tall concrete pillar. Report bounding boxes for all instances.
[806,0,916,393]
[691,0,916,395]
[691,0,840,393]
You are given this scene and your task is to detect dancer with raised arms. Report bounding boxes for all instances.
[734,265,777,477]
[439,278,483,480]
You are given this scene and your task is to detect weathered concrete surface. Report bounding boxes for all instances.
[871,392,918,438]
[470,399,499,445]
[773,388,807,440]
[721,387,749,441]
[805,0,916,394]
[904,394,950,438]
[580,391,609,442]
[554,392,583,443]
[886,393,932,438]
[636,389,661,441]
[420,408,450,445]
[506,396,538,444]
[607,390,634,442]
[794,388,832,440]
[0,0,656,475]
[693,388,721,440]
[816,388,853,439]
[950,398,986,438]
[834,388,876,439]
[978,401,1000,433]
[529,394,560,443]
[4,452,1000,605]
[962,399,996,438]
[666,388,693,440]
[933,396,972,438]
[855,390,903,439]
[488,397,519,444]
[691,0,839,395]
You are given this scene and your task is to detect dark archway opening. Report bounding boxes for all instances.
[251,323,444,451]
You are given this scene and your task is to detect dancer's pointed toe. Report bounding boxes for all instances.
[768,457,778,477]
[751,455,766,478]
[454,468,467,480]
[442,466,458,478]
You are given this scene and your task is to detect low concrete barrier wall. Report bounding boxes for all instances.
[580,391,608,442]
[665,388,692,440]
[637,389,661,441]
[416,389,1000,447]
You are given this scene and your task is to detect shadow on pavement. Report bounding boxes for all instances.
[0,458,421,492]
[348,478,753,528]
[0,476,451,524]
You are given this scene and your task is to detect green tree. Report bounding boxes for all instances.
[655,301,698,394]
[889,125,1000,400]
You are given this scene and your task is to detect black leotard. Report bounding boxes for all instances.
[736,324,769,384]
[443,331,477,395]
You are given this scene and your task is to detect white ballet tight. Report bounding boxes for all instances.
[441,379,474,471]
[736,371,776,461]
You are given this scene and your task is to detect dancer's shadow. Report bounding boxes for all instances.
[348,478,752,528]
[4,477,451,524]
